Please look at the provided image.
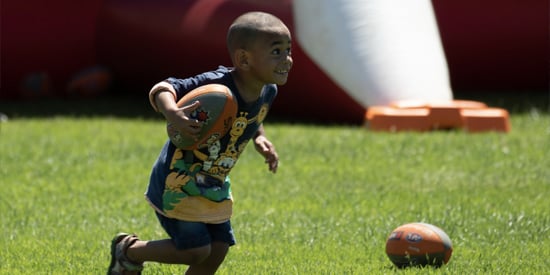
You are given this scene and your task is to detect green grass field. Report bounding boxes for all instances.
[1,104,549,274]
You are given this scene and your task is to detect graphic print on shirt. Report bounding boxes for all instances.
[162,105,269,211]
[202,140,221,172]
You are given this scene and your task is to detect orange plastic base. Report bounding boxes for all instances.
[365,100,510,133]
[461,108,511,133]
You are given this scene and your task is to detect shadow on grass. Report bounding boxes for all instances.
[0,96,160,120]
[453,91,550,114]
[0,91,548,123]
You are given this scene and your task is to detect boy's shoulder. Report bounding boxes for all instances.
[195,66,232,81]
[167,66,234,93]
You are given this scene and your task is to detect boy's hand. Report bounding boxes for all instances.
[164,101,204,141]
[254,135,279,173]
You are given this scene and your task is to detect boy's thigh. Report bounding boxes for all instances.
[156,212,236,250]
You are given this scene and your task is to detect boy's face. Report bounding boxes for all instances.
[246,29,293,86]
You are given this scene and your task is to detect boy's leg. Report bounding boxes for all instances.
[122,239,228,275]
[125,216,234,265]
[127,239,212,265]
[109,215,235,273]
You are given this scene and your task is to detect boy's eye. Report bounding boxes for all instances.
[271,48,291,55]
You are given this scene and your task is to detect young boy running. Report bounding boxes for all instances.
[107,11,293,275]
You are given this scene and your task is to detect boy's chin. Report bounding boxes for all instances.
[274,77,289,85]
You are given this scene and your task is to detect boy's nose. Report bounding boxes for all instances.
[285,55,293,66]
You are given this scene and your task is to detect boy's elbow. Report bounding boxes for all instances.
[149,82,177,112]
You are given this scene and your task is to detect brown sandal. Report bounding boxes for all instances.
[107,233,144,275]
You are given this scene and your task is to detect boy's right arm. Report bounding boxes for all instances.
[149,82,204,141]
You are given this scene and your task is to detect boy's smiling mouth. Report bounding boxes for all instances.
[275,69,289,74]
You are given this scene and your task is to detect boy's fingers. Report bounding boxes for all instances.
[182,101,201,112]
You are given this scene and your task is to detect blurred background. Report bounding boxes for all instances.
[1,0,548,123]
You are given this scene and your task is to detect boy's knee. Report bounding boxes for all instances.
[180,245,211,265]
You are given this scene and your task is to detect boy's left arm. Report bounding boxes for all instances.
[254,124,279,173]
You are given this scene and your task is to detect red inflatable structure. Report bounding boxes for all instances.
[1,0,547,123]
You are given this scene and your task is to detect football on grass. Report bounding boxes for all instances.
[385,222,453,268]
[167,84,238,150]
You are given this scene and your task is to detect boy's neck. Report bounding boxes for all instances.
[231,70,264,104]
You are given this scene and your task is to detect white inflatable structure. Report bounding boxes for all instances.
[292,0,453,107]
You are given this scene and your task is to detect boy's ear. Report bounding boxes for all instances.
[234,49,250,70]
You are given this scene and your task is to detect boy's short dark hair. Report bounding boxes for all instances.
[226,11,288,54]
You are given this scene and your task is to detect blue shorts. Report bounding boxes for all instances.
[155,212,236,250]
